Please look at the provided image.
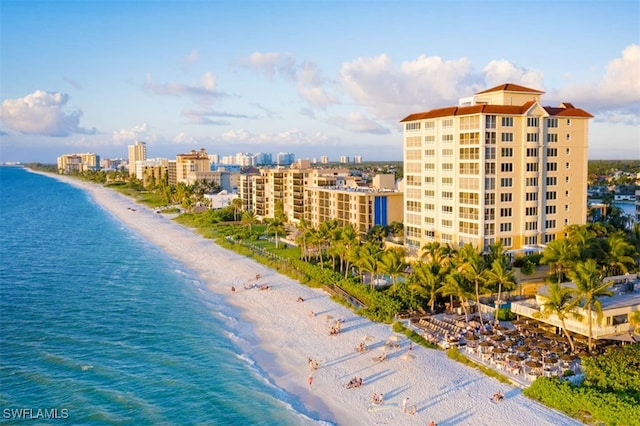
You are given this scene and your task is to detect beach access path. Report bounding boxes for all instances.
[42,171,583,426]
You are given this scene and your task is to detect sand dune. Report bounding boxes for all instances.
[45,172,582,426]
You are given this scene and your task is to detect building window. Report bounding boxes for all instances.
[565,176,570,183]
[527,117,539,127]
[547,133,558,143]
[485,132,496,145]
[546,177,557,185]
[501,117,514,127]
[442,119,454,129]
[566,162,570,169]
[405,122,421,131]
[547,148,557,157]
[501,148,513,157]
[525,236,538,245]
[425,203,435,211]
[500,208,512,217]
[567,119,571,126]
[442,191,453,200]
[566,148,570,155]
[486,147,496,160]
[526,148,538,157]
[442,219,453,228]
[424,149,436,157]
[526,207,538,216]
[526,177,538,186]
[565,205,569,212]
[526,133,538,142]
[544,234,556,243]
[442,205,453,214]
[501,132,514,142]
[425,176,435,184]
[546,191,557,200]
[500,237,512,247]
[566,133,571,141]
[442,148,453,157]
[526,163,538,172]
[486,115,496,129]
[425,135,435,144]
[500,178,513,187]
[485,163,496,175]
[442,177,453,186]
[424,163,435,171]
[525,221,537,231]
[546,205,556,214]
[424,190,435,198]
[442,163,453,171]
[547,118,558,128]
[526,192,538,201]
[547,162,557,171]
[545,219,557,229]
[500,163,513,172]
[442,134,454,143]
[424,121,435,130]
[485,193,495,206]
[500,223,512,232]
[501,193,512,202]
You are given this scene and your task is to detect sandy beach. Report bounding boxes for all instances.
[43,171,582,426]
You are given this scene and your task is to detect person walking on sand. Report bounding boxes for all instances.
[308,375,313,388]
[402,397,409,413]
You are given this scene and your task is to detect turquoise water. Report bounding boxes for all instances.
[0,167,325,425]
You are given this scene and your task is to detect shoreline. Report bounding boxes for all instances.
[38,171,583,426]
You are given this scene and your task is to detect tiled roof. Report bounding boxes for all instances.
[475,83,544,95]
[400,101,593,122]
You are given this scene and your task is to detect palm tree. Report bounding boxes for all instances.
[535,281,581,353]
[379,248,406,295]
[439,271,473,323]
[457,244,487,326]
[358,251,378,289]
[410,260,440,313]
[484,259,516,323]
[541,238,577,284]
[600,231,635,277]
[241,210,257,233]
[231,197,243,221]
[266,218,286,249]
[627,223,640,269]
[568,259,614,352]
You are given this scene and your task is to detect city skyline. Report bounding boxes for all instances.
[1,1,639,164]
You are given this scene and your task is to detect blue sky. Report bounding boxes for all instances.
[1,0,639,163]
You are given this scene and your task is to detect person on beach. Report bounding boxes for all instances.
[308,311,314,317]
[408,405,417,415]
[231,286,236,293]
[297,296,304,302]
[402,397,409,413]
[308,375,313,388]
[428,421,437,426]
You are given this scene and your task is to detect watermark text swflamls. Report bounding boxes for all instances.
[2,408,69,420]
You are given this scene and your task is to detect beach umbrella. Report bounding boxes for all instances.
[362,335,375,342]
[525,360,542,369]
[511,320,526,325]
[478,341,493,347]
[502,340,516,347]
[480,330,492,336]
[400,353,416,361]
[492,347,508,354]
[465,334,480,341]
[495,325,508,331]
[537,342,551,350]
[529,351,543,359]
[560,353,577,362]
[507,354,522,362]
[548,346,564,354]
[515,345,529,353]
[492,335,505,342]
[544,357,558,364]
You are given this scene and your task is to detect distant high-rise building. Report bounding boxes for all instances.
[339,156,349,164]
[254,152,272,166]
[174,148,210,185]
[57,153,100,174]
[276,152,295,166]
[401,83,592,257]
[354,156,362,164]
[320,156,329,164]
[127,141,147,176]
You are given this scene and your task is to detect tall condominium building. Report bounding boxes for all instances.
[320,156,329,164]
[340,156,349,164]
[173,148,210,185]
[353,156,362,164]
[401,83,592,257]
[276,152,295,166]
[138,158,169,187]
[127,141,147,176]
[57,152,100,174]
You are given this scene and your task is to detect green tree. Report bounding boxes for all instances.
[534,281,581,353]
[457,244,487,326]
[541,238,577,284]
[265,218,286,249]
[484,259,516,323]
[379,247,406,295]
[568,259,614,352]
[439,271,473,323]
[410,260,441,313]
[231,197,243,221]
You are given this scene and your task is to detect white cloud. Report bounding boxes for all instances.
[482,60,544,90]
[327,112,390,135]
[244,52,296,80]
[221,128,337,146]
[181,108,255,125]
[173,132,199,145]
[552,44,640,125]
[112,123,153,145]
[296,62,337,108]
[0,90,95,137]
[143,72,223,105]
[339,54,478,120]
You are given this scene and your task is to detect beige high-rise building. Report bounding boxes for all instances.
[127,141,147,176]
[175,148,210,185]
[57,152,100,174]
[401,83,592,257]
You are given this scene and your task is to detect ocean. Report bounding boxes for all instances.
[0,167,324,425]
